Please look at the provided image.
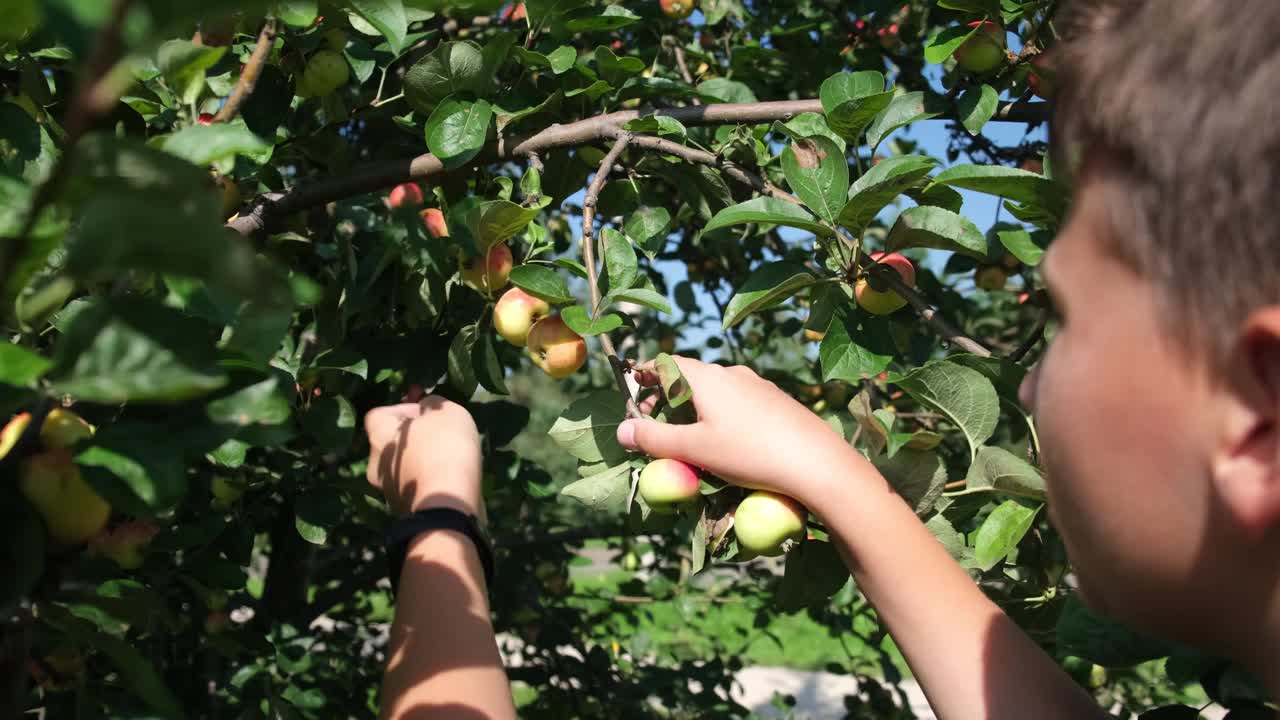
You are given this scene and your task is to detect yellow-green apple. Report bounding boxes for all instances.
[0,412,31,460]
[493,287,551,346]
[89,521,159,569]
[40,409,93,449]
[975,264,1007,291]
[855,251,915,315]
[660,0,696,20]
[954,20,1006,74]
[420,207,449,238]
[388,183,423,209]
[211,476,245,508]
[527,316,587,379]
[215,174,241,220]
[460,243,514,293]
[295,49,349,97]
[638,458,701,512]
[20,450,111,545]
[733,490,807,557]
[803,328,825,342]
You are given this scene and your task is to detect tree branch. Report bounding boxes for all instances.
[0,0,133,284]
[580,133,643,420]
[227,97,1048,236]
[211,18,277,124]
[1009,307,1049,363]
[861,257,993,357]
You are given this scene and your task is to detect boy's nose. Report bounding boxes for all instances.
[1018,362,1039,411]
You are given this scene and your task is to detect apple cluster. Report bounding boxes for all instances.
[387,184,588,380]
[3,410,110,546]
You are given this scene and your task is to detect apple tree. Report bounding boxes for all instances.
[0,0,1267,717]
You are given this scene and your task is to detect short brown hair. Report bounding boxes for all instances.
[1051,0,1280,364]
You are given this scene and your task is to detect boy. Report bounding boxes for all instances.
[364,0,1280,716]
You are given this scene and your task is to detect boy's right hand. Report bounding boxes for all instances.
[617,356,873,508]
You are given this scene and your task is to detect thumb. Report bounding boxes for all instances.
[617,417,700,462]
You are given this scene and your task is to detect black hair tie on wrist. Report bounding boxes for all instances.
[384,507,495,597]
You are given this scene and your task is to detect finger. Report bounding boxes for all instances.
[634,355,716,388]
[616,416,704,463]
[363,405,417,447]
[636,391,661,416]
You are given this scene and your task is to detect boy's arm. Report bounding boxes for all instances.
[364,397,517,720]
[617,357,1105,720]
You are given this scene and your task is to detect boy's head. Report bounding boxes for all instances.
[1021,0,1280,658]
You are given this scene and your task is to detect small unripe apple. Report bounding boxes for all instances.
[199,15,238,47]
[493,288,551,347]
[211,476,245,508]
[1027,52,1056,99]
[660,0,696,20]
[975,264,1007,291]
[388,183,424,209]
[638,458,701,512]
[40,409,93,450]
[954,20,1006,74]
[89,520,158,569]
[420,207,449,238]
[460,243,514,293]
[733,491,807,557]
[197,113,215,125]
[324,28,348,52]
[0,412,31,460]
[527,316,588,379]
[20,450,111,545]
[855,251,915,315]
[295,49,349,98]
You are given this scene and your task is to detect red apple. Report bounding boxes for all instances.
[494,288,551,347]
[638,458,700,511]
[420,207,449,238]
[198,113,215,125]
[460,243,514,293]
[527,316,587,379]
[1027,52,1056,99]
[855,251,915,315]
[388,183,424,209]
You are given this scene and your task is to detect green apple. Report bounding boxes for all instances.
[296,49,349,98]
[660,0,696,20]
[954,20,1006,74]
[21,450,111,545]
[975,264,1007,291]
[638,458,701,512]
[733,491,807,557]
[40,408,93,449]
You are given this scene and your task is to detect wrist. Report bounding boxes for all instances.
[790,444,889,518]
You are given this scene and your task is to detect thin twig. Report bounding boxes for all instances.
[0,0,133,284]
[1009,308,1049,363]
[858,254,993,358]
[669,41,701,105]
[581,133,643,419]
[212,18,277,123]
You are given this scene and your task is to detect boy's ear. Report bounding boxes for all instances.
[1213,307,1280,540]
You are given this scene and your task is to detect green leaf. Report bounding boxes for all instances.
[894,359,999,459]
[926,514,975,566]
[206,376,292,427]
[295,491,343,546]
[820,307,895,382]
[697,78,758,103]
[545,46,577,73]
[774,112,846,153]
[819,71,887,111]
[156,40,226,105]
[654,353,692,407]
[465,197,546,251]
[873,449,946,516]
[928,164,1060,208]
[623,114,688,139]
[472,321,508,394]
[937,0,1003,16]
[826,92,896,144]
[548,390,630,465]
[447,326,478,398]
[624,206,670,259]
[0,343,51,386]
[509,264,574,304]
[602,227,638,291]
[404,41,487,113]
[275,0,319,26]
[781,136,848,223]
[301,394,357,449]
[924,24,977,65]
[997,227,1048,266]
[425,97,492,170]
[839,154,937,232]
[703,196,832,238]
[609,287,671,314]
[957,84,999,135]
[565,5,641,32]
[76,422,188,511]
[161,121,271,166]
[1056,595,1177,667]
[886,205,987,258]
[50,297,226,404]
[560,463,633,514]
[964,445,1048,501]
[865,92,949,150]
[594,45,645,86]
[722,262,816,329]
[561,306,623,336]
[973,500,1039,571]
[777,541,849,612]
